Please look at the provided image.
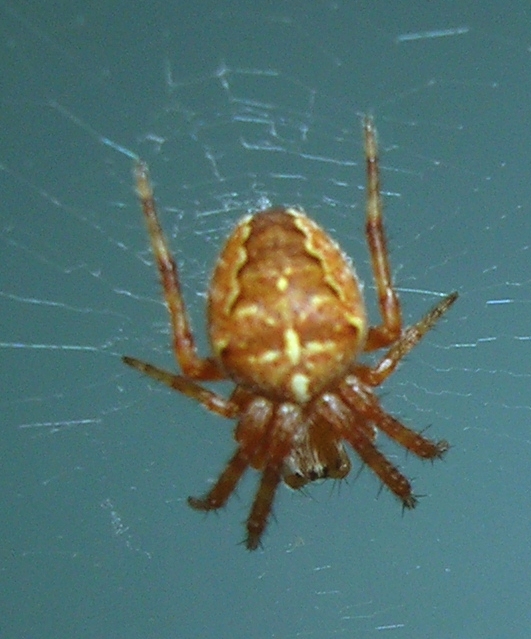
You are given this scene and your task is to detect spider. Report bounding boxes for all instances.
[123,116,458,550]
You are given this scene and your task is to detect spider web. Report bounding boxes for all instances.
[1,2,531,638]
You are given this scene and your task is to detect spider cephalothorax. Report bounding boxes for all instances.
[123,116,457,549]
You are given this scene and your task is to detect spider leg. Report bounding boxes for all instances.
[340,376,448,460]
[356,291,458,387]
[374,408,449,460]
[363,116,402,351]
[188,448,249,510]
[317,392,418,508]
[135,161,224,381]
[122,356,238,418]
[345,426,417,508]
[246,465,282,550]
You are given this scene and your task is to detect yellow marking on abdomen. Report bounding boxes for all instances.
[284,328,302,365]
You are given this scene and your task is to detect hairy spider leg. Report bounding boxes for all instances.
[122,356,238,418]
[189,455,282,551]
[345,426,418,508]
[363,116,402,351]
[123,163,240,416]
[134,161,223,381]
[316,393,419,508]
[355,290,458,387]
[245,465,282,550]
[340,375,448,461]
[189,397,291,550]
[188,448,249,510]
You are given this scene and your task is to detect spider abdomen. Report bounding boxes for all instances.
[208,207,368,404]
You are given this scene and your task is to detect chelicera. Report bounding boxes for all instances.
[123,116,458,550]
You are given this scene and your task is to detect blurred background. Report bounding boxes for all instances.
[2,1,530,637]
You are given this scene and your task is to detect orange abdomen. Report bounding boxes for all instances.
[208,207,368,403]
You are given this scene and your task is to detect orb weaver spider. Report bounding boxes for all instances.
[123,116,457,550]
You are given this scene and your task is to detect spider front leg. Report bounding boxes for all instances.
[134,161,223,381]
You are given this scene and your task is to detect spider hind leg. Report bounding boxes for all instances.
[188,448,248,511]
[245,465,282,550]
[345,426,418,508]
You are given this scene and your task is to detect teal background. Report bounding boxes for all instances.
[1,1,530,637]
